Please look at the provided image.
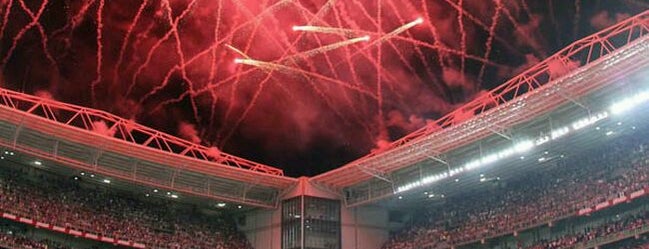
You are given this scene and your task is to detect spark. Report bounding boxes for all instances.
[233,58,376,97]
[226,44,251,59]
[377,17,423,43]
[286,35,370,60]
[292,25,364,37]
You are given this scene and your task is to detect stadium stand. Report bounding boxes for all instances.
[382,132,649,249]
[0,162,253,249]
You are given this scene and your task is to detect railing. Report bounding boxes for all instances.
[0,87,284,176]
[574,224,649,249]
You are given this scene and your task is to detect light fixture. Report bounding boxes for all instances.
[33,160,42,166]
[153,189,158,193]
[394,95,644,195]
[610,91,649,114]
[103,179,111,184]
[217,203,227,207]
[170,194,178,199]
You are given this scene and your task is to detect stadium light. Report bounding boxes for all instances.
[610,91,649,114]
[394,90,649,195]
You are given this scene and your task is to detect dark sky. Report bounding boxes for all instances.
[0,0,647,177]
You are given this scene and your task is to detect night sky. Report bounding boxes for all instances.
[0,0,647,177]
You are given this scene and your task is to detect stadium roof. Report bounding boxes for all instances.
[311,10,649,199]
[1,10,649,209]
[0,88,296,208]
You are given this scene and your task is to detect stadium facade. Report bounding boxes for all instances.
[2,9,649,249]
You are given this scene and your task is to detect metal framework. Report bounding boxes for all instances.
[311,10,649,190]
[0,88,296,208]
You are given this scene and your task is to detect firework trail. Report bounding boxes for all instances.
[377,0,383,136]
[125,0,196,99]
[207,0,224,87]
[140,34,222,109]
[91,0,105,107]
[0,0,12,43]
[457,0,466,84]
[292,25,362,37]
[50,0,97,40]
[335,17,424,71]
[218,0,376,146]
[573,0,581,40]
[19,0,56,68]
[286,35,370,60]
[478,0,502,85]
[547,0,562,46]
[233,58,376,97]
[385,0,442,93]
[440,0,523,57]
[162,0,203,122]
[112,0,149,91]
[1,0,50,68]
[520,0,533,19]
[329,2,375,139]
[421,1,448,74]
[501,4,546,58]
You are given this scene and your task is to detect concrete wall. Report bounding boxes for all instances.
[241,177,390,249]
[341,205,390,249]
[241,207,283,249]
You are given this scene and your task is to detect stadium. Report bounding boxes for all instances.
[0,0,649,248]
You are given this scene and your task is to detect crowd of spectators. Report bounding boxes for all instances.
[527,210,649,248]
[0,222,72,249]
[383,135,649,249]
[0,166,253,249]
